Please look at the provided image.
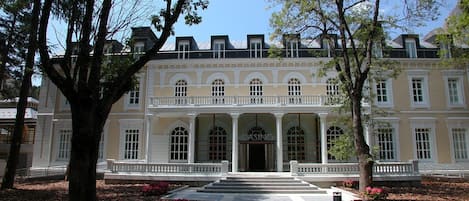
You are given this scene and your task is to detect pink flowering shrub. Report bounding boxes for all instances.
[363,186,388,201]
[142,182,170,196]
[342,179,357,188]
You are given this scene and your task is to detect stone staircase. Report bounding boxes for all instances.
[197,174,327,194]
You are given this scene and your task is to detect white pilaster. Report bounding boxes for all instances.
[145,114,153,163]
[274,113,284,172]
[319,113,328,164]
[365,123,372,147]
[231,113,240,172]
[188,113,197,163]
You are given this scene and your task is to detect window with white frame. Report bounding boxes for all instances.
[446,77,465,106]
[323,39,331,57]
[409,75,430,107]
[209,126,227,161]
[452,128,468,161]
[175,80,187,104]
[126,79,140,109]
[211,79,225,104]
[170,126,188,161]
[57,129,72,160]
[440,41,452,58]
[414,128,432,160]
[286,39,299,58]
[123,129,140,160]
[288,78,301,104]
[405,38,417,58]
[178,40,190,59]
[327,126,344,160]
[250,39,262,58]
[372,42,383,58]
[249,78,263,104]
[287,126,305,161]
[133,42,144,59]
[213,40,225,59]
[375,79,393,107]
[376,127,396,161]
[326,78,340,105]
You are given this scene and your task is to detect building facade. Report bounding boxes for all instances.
[32,27,469,173]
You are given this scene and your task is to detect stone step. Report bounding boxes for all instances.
[212,182,311,186]
[197,188,327,194]
[204,185,317,190]
[198,175,327,194]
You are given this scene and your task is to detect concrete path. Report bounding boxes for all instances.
[162,186,360,201]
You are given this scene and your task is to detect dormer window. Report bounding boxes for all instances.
[178,40,190,59]
[405,38,417,58]
[440,42,452,58]
[286,39,299,58]
[134,42,144,53]
[322,39,331,57]
[133,42,144,59]
[372,42,383,58]
[213,39,225,59]
[250,38,262,58]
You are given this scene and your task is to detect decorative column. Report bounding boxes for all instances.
[318,113,328,164]
[231,113,240,172]
[188,113,197,163]
[145,114,153,163]
[274,113,284,172]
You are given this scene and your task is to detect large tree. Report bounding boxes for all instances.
[0,0,31,98]
[37,0,207,200]
[270,0,440,192]
[1,0,40,190]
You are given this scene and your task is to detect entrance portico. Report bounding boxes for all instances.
[146,110,331,173]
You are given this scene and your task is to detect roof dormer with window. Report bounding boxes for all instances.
[248,35,265,58]
[283,34,300,58]
[211,35,229,59]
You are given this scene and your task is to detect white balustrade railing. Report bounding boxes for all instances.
[107,159,229,176]
[150,95,328,107]
[290,160,419,176]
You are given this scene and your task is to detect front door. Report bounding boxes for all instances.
[249,143,265,171]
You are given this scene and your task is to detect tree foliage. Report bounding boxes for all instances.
[36,0,208,200]
[270,0,441,192]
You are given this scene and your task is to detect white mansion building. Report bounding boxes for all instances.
[31,27,469,176]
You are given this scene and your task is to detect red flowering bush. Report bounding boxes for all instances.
[363,186,388,200]
[142,182,170,196]
[342,179,357,188]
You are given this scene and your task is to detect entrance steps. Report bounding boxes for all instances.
[197,173,327,194]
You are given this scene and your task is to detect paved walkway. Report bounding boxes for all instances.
[162,187,360,201]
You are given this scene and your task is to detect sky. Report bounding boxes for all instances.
[166,0,458,44]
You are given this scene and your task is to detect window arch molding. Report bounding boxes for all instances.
[165,120,189,135]
[282,72,307,84]
[206,72,230,85]
[243,72,269,84]
[169,73,193,86]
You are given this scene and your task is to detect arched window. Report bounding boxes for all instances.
[326,78,339,105]
[175,80,187,104]
[170,126,188,161]
[211,79,225,104]
[209,126,227,161]
[287,126,305,161]
[327,126,344,160]
[250,78,263,104]
[288,78,302,104]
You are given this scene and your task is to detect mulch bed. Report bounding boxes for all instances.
[341,176,469,201]
[0,176,468,200]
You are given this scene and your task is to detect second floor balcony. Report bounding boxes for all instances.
[149,95,343,110]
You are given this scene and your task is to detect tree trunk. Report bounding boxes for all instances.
[1,0,40,189]
[351,94,374,192]
[68,101,105,201]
